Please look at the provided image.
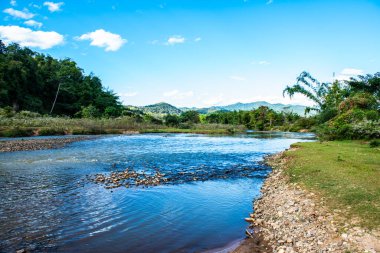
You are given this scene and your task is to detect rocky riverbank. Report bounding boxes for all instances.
[235,149,380,253]
[0,136,97,152]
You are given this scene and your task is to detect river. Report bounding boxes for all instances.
[0,132,314,252]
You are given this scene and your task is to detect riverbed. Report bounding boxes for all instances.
[0,133,313,252]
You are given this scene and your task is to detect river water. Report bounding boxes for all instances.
[0,133,314,252]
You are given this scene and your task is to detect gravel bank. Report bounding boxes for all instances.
[0,136,96,152]
[235,149,380,253]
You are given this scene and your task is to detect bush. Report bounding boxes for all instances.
[164,114,180,127]
[369,140,380,148]
[0,127,34,137]
[38,127,66,136]
[0,106,15,118]
[71,128,105,135]
[79,105,100,118]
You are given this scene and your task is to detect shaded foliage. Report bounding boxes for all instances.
[0,41,122,117]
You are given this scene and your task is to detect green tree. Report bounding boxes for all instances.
[180,110,201,124]
[283,71,330,114]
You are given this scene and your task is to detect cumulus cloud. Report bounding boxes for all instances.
[3,8,34,19]
[167,35,185,45]
[10,0,16,6]
[43,2,64,12]
[76,29,127,52]
[24,20,43,28]
[0,25,63,49]
[163,90,194,99]
[229,75,246,81]
[194,37,201,42]
[336,68,364,81]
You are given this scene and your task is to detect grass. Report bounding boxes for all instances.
[0,116,245,137]
[283,141,380,230]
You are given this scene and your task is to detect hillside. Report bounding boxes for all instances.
[182,101,308,115]
[136,101,308,116]
[140,102,183,115]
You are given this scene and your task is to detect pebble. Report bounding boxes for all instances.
[245,150,380,253]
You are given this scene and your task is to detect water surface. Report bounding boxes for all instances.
[0,133,313,252]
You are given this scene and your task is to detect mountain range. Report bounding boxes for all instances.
[130,101,308,116]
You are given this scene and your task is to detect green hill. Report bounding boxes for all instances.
[140,102,183,115]
[136,101,308,116]
[181,101,308,115]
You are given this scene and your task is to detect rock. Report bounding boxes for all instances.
[244,217,254,223]
[240,149,377,253]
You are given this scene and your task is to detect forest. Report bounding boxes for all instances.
[0,42,379,140]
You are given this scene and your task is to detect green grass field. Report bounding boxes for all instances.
[284,141,380,230]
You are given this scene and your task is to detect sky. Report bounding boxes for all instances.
[1,0,380,107]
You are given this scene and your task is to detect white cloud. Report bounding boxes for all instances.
[202,94,224,106]
[167,35,185,45]
[229,75,246,81]
[43,2,64,12]
[0,25,63,49]
[24,20,42,28]
[336,68,364,81]
[76,29,127,52]
[119,92,138,97]
[163,90,194,99]
[251,60,270,65]
[10,0,16,6]
[259,60,270,65]
[194,37,201,42]
[3,8,34,19]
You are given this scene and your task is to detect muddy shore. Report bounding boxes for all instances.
[235,150,380,253]
[0,136,97,152]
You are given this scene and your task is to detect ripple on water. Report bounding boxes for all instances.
[0,133,314,253]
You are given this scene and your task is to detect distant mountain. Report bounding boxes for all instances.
[140,102,183,115]
[181,101,308,115]
[132,101,308,116]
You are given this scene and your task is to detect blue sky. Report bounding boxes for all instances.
[1,0,380,107]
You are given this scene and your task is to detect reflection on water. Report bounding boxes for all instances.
[0,133,313,252]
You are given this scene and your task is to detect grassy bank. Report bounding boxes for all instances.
[283,141,380,230]
[0,116,245,137]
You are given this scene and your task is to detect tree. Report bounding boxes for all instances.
[180,110,200,124]
[0,42,123,117]
[346,73,380,102]
[164,114,180,127]
[283,71,330,113]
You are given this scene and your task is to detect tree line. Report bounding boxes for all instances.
[0,41,123,117]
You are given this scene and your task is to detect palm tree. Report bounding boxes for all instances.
[283,71,330,114]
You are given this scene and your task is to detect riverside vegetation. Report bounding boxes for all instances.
[1,42,378,139]
[236,72,380,252]
[1,41,380,252]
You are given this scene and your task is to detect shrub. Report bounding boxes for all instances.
[38,127,66,136]
[369,140,380,148]
[0,127,34,137]
[17,110,41,118]
[80,105,100,118]
[0,106,15,118]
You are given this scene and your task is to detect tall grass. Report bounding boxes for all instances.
[0,116,246,137]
